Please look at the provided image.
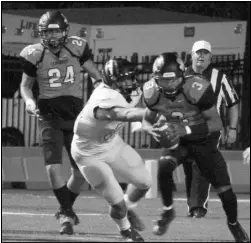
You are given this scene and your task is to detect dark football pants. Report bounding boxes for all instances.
[159,132,231,209]
[38,115,79,170]
[183,132,221,213]
[183,162,210,212]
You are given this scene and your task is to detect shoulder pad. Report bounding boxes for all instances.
[65,36,88,57]
[183,75,211,104]
[19,43,44,66]
[143,78,160,108]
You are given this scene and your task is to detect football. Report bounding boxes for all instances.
[153,120,180,149]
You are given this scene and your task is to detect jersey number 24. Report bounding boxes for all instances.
[48,65,75,88]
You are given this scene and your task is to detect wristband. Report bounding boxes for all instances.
[188,123,209,137]
[229,127,237,131]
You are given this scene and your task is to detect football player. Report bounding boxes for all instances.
[19,11,103,235]
[141,53,249,242]
[71,58,152,242]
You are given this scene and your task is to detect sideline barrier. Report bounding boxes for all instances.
[2,148,250,196]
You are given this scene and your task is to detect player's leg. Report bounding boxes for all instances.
[71,146,144,242]
[39,117,76,235]
[182,158,194,213]
[151,145,187,235]
[190,136,249,242]
[109,143,152,231]
[186,161,210,218]
[185,132,223,218]
[63,130,86,222]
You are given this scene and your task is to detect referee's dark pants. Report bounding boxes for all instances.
[183,132,221,215]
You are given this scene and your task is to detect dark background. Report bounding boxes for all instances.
[2,2,249,20]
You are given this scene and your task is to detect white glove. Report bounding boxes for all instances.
[26,99,40,118]
[243,147,250,165]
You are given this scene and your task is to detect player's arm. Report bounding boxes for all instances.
[94,106,146,122]
[79,42,103,88]
[20,57,39,116]
[221,74,239,143]
[142,108,158,126]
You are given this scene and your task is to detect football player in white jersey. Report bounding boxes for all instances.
[71,58,152,242]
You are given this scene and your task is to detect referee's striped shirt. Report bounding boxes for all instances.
[184,64,240,118]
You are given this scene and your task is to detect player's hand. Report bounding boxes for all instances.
[225,127,237,144]
[165,123,187,138]
[152,122,180,148]
[25,99,40,118]
[243,147,250,165]
[142,121,161,141]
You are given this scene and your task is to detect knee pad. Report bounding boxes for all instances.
[158,158,175,186]
[40,126,62,144]
[159,155,177,174]
[109,200,127,219]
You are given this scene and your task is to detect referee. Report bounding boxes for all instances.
[183,40,240,218]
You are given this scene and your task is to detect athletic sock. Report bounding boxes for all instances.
[53,185,72,211]
[68,189,79,206]
[218,188,238,224]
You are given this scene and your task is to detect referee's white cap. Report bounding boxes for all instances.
[192,40,211,53]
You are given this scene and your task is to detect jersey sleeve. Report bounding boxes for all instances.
[183,75,216,111]
[66,36,92,65]
[142,78,160,110]
[19,44,41,77]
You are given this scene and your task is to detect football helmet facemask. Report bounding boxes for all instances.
[38,11,69,53]
[152,52,185,98]
[104,58,140,101]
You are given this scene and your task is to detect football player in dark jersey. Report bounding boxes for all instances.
[20,10,103,235]
[141,52,249,242]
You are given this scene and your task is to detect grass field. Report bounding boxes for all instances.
[2,189,250,242]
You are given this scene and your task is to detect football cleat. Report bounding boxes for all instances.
[60,222,74,235]
[120,227,144,242]
[127,209,145,231]
[228,221,250,242]
[55,207,80,225]
[153,208,175,236]
[188,207,207,218]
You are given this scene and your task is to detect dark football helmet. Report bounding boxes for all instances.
[152,52,185,98]
[104,58,140,101]
[38,10,69,52]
